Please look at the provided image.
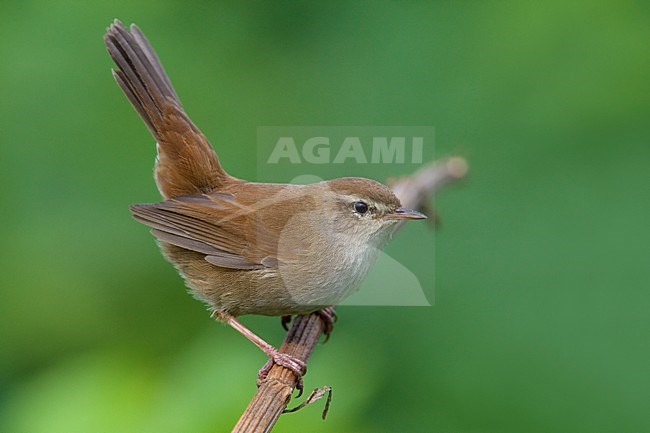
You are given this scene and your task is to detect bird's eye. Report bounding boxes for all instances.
[353,200,369,214]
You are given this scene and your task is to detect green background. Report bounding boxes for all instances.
[1,1,649,432]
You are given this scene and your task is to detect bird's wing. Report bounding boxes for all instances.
[130,192,297,270]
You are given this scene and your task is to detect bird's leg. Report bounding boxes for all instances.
[215,312,307,390]
[314,307,337,342]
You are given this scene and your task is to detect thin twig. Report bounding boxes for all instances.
[231,157,468,433]
[283,386,332,419]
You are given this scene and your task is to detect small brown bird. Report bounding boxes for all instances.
[104,20,425,384]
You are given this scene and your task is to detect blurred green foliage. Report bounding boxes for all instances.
[1,1,649,432]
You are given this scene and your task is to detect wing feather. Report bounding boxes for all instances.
[130,191,288,270]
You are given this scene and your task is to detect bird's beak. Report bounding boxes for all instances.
[384,207,427,220]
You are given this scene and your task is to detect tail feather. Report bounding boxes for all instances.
[104,19,231,198]
[130,24,181,103]
[105,21,174,136]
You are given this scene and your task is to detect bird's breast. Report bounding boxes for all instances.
[276,232,383,309]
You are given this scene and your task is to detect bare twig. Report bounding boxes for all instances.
[283,386,332,418]
[391,156,469,214]
[231,157,468,433]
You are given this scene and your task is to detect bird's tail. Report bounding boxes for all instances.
[104,19,231,198]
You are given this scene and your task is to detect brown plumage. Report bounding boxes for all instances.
[104,20,425,384]
[105,20,232,198]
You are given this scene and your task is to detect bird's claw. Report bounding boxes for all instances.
[315,307,337,342]
[257,349,307,395]
[280,315,292,331]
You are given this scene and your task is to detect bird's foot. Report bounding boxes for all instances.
[280,308,336,341]
[257,348,307,393]
[281,315,292,330]
[315,307,337,342]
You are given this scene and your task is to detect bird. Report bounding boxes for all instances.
[104,19,426,386]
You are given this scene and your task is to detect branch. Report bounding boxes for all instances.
[232,157,468,433]
[391,156,468,213]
